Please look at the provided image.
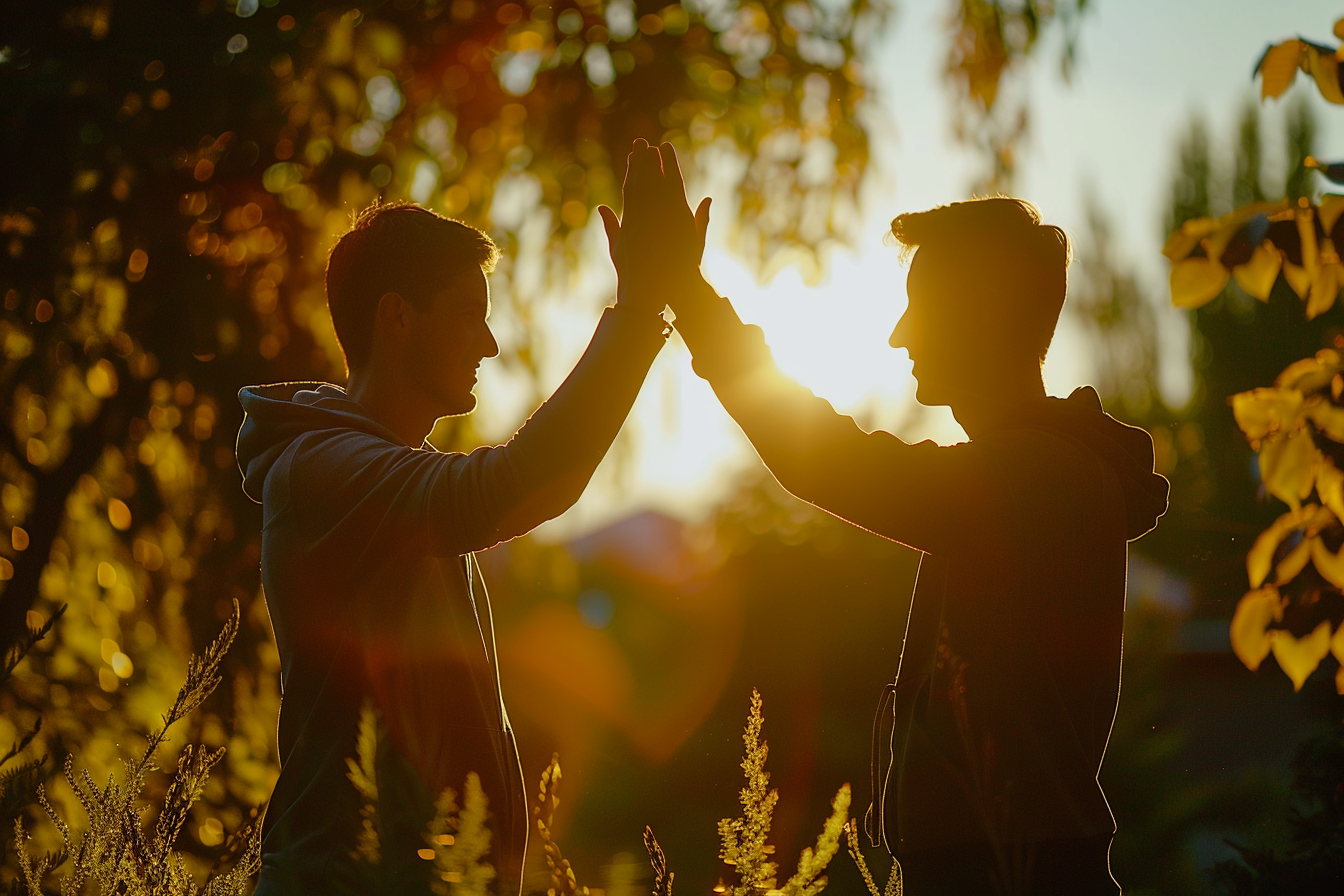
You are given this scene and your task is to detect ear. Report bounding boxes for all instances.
[375,291,409,332]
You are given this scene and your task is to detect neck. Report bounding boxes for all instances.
[345,366,438,447]
[948,366,1047,439]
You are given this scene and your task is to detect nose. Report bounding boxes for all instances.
[482,323,500,360]
[889,310,912,351]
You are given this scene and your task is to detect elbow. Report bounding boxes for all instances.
[497,471,590,536]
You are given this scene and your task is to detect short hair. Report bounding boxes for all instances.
[326,200,500,371]
[890,197,1071,362]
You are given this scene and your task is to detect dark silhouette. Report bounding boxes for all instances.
[235,193,672,894]
[609,142,1169,895]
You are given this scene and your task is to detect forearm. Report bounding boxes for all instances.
[492,304,667,532]
[670,276,874,506]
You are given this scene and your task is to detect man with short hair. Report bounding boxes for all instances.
[610,142,1168,894]
[237,182,673,894]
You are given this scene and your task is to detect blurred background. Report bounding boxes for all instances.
[2,1,1343,893]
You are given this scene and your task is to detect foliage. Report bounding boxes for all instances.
[346,700,382,866]
[1255,20,1344,106]
[1167,13,1344,694]
[532,755,585,896]
[425,774,497,896]
[0,603,65,874]
[842,821,899,896]
[0,0,898,881]
[642,826,673,896]
[716,689,778,894]
[9,602,262,895]
[1210,725,1344,895]
[708,688,849,896]
[341,704,497,895]
[941,0,1090,192]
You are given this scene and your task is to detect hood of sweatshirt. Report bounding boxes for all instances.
[1005,385,1169,541]
[236,382,407,504]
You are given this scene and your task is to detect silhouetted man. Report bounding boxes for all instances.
[236,189,671,894]
[610,142,1168,895]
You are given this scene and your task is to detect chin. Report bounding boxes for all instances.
[913,382,950,409]
[440,391,478,417]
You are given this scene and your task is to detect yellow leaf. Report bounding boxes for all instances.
[1248,506,1312,587]
[1230,586,1283,670]
[1284,260,1314,299]
[1207,201,1290,261]
[1311,536,1344,588]
[1231,387,1303,440]
[1170,258,1230,309]
[108,499,132,531]
[1316,459,1344,520]
[1260,427,1320,508]
[1336,17,1344,42]
[1306,43,1344,104]
[1161,216,1218,262]
[1320,193,1344,232]
[1299,207,1321,275]
[1275,349,1344,391]
[1232,241,1282,301]
[1332,626,1344,696]
[1275,535,1316,583]
[1270,620,1333,691]
[1307,398,1344,441]
[1252,39,1306,98]
[1257,39,1308,99]
[1308,261,1344,318]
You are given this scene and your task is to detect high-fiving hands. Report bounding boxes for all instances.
[598,139,711,313]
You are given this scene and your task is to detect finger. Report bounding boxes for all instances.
[619,147,636,206]
[694,197,712,259]
[659,141,688,201]
[598,205,620,256]
[629,141,660,215]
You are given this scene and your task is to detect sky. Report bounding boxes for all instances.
[480,0,1344,539]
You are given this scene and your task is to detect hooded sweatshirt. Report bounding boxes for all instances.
[671,289,1168,868]
[236,306,667,896]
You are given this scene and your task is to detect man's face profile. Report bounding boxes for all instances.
[890,246,972,408]
[402,266,499,417]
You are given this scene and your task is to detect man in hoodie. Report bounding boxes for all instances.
[237,153,692,895]
[608,142,1168,894]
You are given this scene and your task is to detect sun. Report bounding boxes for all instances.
[700,249,915,415]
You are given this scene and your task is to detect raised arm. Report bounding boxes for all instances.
[432,302,667,552]
[670,277,983,552]
[612,141,984,552]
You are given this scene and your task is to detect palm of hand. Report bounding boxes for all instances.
[600,139,710,310]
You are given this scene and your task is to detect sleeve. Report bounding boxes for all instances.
[291,305,668,558]
[672,282,991,554]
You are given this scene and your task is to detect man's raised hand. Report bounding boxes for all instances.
[598,139,711,311]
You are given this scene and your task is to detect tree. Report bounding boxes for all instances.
[1163,16,1344,696]
[0,0,1092,885]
